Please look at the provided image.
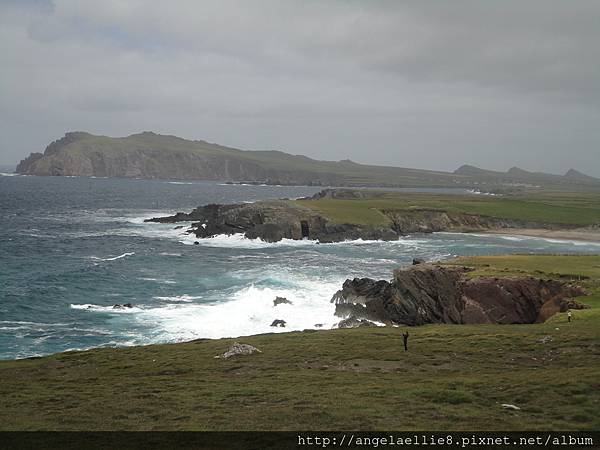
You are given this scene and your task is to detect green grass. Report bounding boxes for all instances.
[1,255,599,431]
[444,254,600,279]
[296,191,600,227]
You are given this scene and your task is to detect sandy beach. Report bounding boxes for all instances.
[482,228,600,244]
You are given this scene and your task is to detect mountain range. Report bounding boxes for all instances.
[15,131,599,188]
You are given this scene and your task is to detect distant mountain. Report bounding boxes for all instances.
[454,164,599,185]
[564,168,599,182]
[14,131,459,187]
[16,132,600,187]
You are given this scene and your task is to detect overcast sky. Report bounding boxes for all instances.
[1,1,599,175]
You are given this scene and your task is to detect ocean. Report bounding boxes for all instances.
[1,173,599,360]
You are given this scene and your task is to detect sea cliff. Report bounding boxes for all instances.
[145,189,551,243]
[331,263,587,326]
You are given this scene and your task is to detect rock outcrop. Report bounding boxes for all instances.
[146,199,398,243]
[145,189,552,243]
[214,342,262,359]
[273,297,292,306]
[331,265,587,325]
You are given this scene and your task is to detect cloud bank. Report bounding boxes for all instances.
[1,0,599,175]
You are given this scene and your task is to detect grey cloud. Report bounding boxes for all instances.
[0,0,599,176]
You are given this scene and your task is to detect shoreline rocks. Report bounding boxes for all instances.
[145,189,548,243]
[331,264,587,326]
[273,297,292,306]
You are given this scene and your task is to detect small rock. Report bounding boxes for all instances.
[501,404,521,411]
[270,319,286,327]
[314,323,324,328]
[538,336,552,344]
[112,303,133,309]
[273,296,292,306]
[337,317,376,328]
[412,258,425,265]
[194,241,199,245]
[214,342,262,359]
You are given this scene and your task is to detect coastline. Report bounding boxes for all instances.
[480,228,600,244]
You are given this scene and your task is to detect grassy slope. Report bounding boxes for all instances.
[296,191,600,227]
[51,133,467,186]
[1,255,599,431]
[36,132,600,188]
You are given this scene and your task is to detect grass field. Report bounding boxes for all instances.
[0,255,599,431]
[296,191,600,227]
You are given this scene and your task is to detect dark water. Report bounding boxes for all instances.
[1,174,598,360]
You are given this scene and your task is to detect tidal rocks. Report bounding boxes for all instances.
[214,342,262,359]
[112,303,133,309]
[273,296,292,306]
[270,319,287,327]
[331,264,586,325]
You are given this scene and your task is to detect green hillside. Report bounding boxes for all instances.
[16,132,600,188]
[0,255,599,431]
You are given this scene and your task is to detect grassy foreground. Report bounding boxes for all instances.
[1,255,599,431]
[296,190,600,227]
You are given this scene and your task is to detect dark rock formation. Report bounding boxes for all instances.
[112,303,134,309]
[384,209,543,234]
[273,296,292,306]
[412,258,425,265]
[270,319,286,327]
[146,199,398,243]
[337,317,377,328]
[331,264,587,325]
[146,188,557,243]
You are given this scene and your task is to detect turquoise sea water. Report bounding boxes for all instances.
[1,173,599,360]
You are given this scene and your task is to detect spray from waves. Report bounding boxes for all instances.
[153,295,202,302]
[183,232,435,249]
[89,252,135,261]
[132,278,341,341]
[71,304,142,313]
[71,274,343,343]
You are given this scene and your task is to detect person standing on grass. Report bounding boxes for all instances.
[402,331,409,351]
[568,310,572,323]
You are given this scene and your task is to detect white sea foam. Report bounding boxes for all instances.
[184,232,433,249]
[0,172,19,177]
[153,295,202,302]
[138,277,177,284]
[90,252,135,261]
[132,277,341,341]
[71,304,142,313]
[72,274,343,341]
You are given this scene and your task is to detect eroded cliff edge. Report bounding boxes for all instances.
[145,189,551,243]
[332,264,588,326]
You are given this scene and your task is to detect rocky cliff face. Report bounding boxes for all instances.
[146,190,545,243]
[146,200,398,243]
[15,132,338,184]
[383,209,538,233]
[331,265,587,325]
